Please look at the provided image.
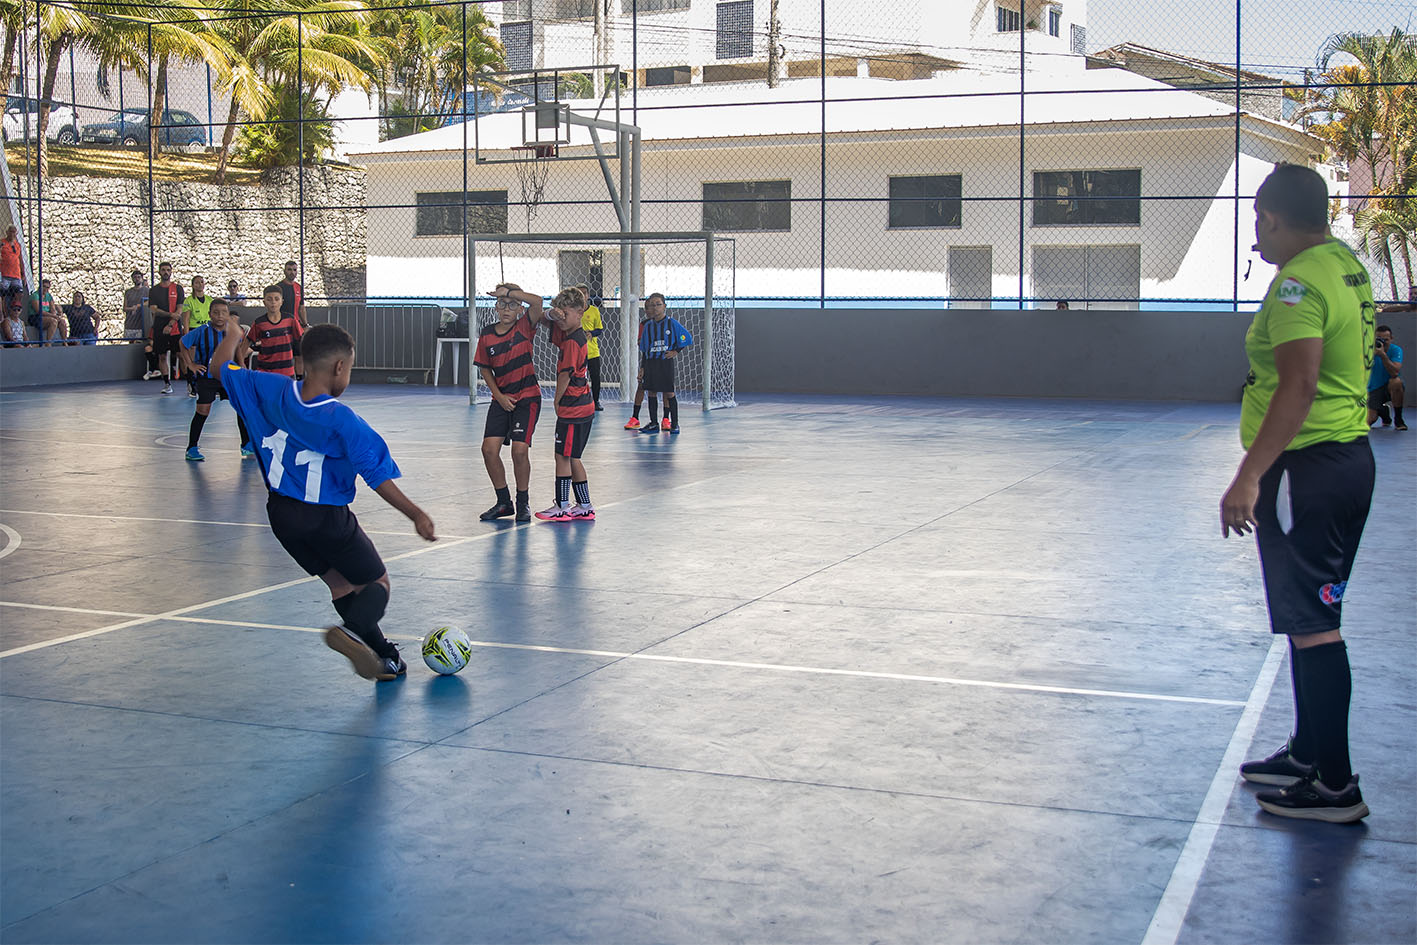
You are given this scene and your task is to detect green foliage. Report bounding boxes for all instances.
[235,84,336,169]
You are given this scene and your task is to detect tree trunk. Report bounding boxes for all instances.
[213,94,240,184]
[149,55,168,155]
[0,26,19,111]
[37,36,69,180]
[1379,236,1399,300]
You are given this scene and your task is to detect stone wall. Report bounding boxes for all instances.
[12,165,366,335]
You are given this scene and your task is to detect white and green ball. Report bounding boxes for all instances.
[421,625,473,675]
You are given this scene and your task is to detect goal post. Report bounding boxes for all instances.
[467,231,736,411]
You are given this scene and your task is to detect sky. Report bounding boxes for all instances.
[1085,0,1416,77]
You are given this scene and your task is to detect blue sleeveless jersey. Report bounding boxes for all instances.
[219,363,400,506]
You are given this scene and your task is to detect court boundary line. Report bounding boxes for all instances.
[0,508,471,540]
[1140,635,1287,945]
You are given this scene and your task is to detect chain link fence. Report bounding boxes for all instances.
[0,0,1411,356]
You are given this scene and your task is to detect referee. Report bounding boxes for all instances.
[1222,163,1376,823]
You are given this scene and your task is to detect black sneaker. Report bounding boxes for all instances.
[1256,774,1369,823]
[515,503,531,523]
[479,501,515,521]
[1240,742,1315,786]
[374,646,407,681]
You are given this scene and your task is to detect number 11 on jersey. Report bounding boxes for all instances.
[261,429,327,503]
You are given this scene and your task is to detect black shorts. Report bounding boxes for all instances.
[152,318,181,356]
[483,397,541,445]
[194,376,228,405]
[266,492,385,585]
[554,418,592,459]
[642,358,676,393]
[1254,437,1374,635]
[1366,386,1393,409]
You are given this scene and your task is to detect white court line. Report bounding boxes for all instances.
[0,601,149,618]
[1141,635,1288,945]
[0,523,20,560]
[0,508,470,540]
[0,600,1246,707]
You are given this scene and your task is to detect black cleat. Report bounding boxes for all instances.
[480,501,515,521]
[1256,774,1369,823]
[515,503,531,523]
[1240,742,1315,786]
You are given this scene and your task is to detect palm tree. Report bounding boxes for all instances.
[1353,201,1415,299]
[0,0,27,110]
[369,3,502,141]
[31,1,92,179]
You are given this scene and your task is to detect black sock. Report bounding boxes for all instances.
[647,397,659,425]
[667,395,678,427]
[556,476,572,506]
[1395,403,1405,424]
[515,489,528,508]
[331,582,396,659]
[188,412,208,449]
[495,486,511,505]
[1294,640,1353,789]
[632,402,641,420]
[236,415,250,448]
[1378,404,1391,423]
[1287,639,1314,763]
[573,480,590,506]
[146,349,158,372]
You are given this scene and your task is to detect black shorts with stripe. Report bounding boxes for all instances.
[266,492,385,585]
[1254,437,1374,635]
[554,418,592,459]
[483,396,541,444]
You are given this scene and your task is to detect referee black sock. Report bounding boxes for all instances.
[556,476,572,507]
[1286,639,1314,764]
[1294,640,1353,789]
[188,412,207,449]
[495,486,511,506]
[332,582,396,659]
[573,480,591,507]
[666,395,678,427]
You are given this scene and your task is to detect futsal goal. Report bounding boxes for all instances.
[468,232,736,411]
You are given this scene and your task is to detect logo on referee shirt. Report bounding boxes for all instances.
[1319,581,1347,605]
[1277,278,1308,306]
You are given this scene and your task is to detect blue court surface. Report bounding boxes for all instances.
[1,382,1413,945]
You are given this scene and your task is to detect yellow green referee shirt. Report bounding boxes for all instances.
[182,294,213,327]
[581,304,603,360]
[1241,238,1374,451]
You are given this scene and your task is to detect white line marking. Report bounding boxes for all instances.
[0,508,469,540]
[1140,635,1287,945]
[0,523,20,560]
[0,601,149,618]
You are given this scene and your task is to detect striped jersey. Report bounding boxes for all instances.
[551,324,594,421]
[219,362,401,506]
[638,316,693,359]
[249,313,304,377]
[474,314,540,401]
[181,323,232,370]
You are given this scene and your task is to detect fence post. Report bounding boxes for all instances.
[702,235,713,412]
[146,22,154,282]
[297,12,305,294]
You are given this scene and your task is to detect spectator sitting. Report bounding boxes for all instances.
[225,280,246,306]
[1056,300,1070,310]
[2,302,25,346]
[29,278,65,344]
[64,290,100,345]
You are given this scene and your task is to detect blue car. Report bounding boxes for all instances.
[80,107,206,147]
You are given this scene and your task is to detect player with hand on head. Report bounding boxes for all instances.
[178,297,252,461]
[475,283,546,523]
[638,292,694,434]
[212,313,437,681]
[536,286,597,521]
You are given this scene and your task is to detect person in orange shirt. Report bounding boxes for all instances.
[1,225,24,315]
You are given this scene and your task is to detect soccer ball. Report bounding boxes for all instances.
[421,625,472,675]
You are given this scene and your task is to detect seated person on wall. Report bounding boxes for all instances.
[2,302,26,346]
[29,278,65,344]
[64,291,100,345]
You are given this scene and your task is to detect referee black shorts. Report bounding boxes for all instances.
[266,492,386,585]
[1254,437,1374,635]
[642,358,675,393]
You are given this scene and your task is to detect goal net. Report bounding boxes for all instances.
[469,233,735,410]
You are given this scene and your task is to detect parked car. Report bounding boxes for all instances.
[80,108,206,147]
[2,98,79,144]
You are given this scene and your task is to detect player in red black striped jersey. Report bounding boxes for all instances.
[475,283,546,523]
[241,285,304,378]
[536,286,596,521]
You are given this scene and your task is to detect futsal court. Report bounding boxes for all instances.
[0,381,1413,944]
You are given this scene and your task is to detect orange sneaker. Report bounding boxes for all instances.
[624,417,641,430]
[660,418,672,431]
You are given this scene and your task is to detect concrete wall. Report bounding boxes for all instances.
[736,307,1417,403]
[0,342,145,388]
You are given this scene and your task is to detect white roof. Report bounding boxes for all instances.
[348,63,1313,160]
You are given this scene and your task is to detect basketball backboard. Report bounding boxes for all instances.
[471,64,625,164]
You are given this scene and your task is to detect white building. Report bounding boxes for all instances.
[349,56,1322,308]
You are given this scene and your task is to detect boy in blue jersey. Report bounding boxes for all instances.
[213,315,437,681]
[637,293,693,434]
[178,298,252,462]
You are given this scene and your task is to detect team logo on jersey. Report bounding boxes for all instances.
[1318,581,1347,605]
[1276,278,1308,306]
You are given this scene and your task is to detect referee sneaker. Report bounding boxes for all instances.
[1222,163,1376,823]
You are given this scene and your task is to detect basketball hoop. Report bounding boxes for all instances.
[512,144,556,228]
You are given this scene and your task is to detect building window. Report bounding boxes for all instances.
[415,191,509,237]
[1033,170,1141,226]
[888,175,962,229]
[1048,8,1061,37]
[996,5,1021,32]
[702,180,790,232]
[1070,23,1086,54]
[501,21,533,72]
[1033,245,1141,309]
[949,247,993,308]
[502,0,532,17]
[645,65,692,86]
[622,0,691,12]
[716,1,754,59]
[550,0,595,17]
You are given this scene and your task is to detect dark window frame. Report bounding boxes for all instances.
[415,190,510,237]
[1032,169,1141,227]
[702,179,791,233]
[716,1,754,60]
[888,174,963,230]
[996,5,1021,32]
